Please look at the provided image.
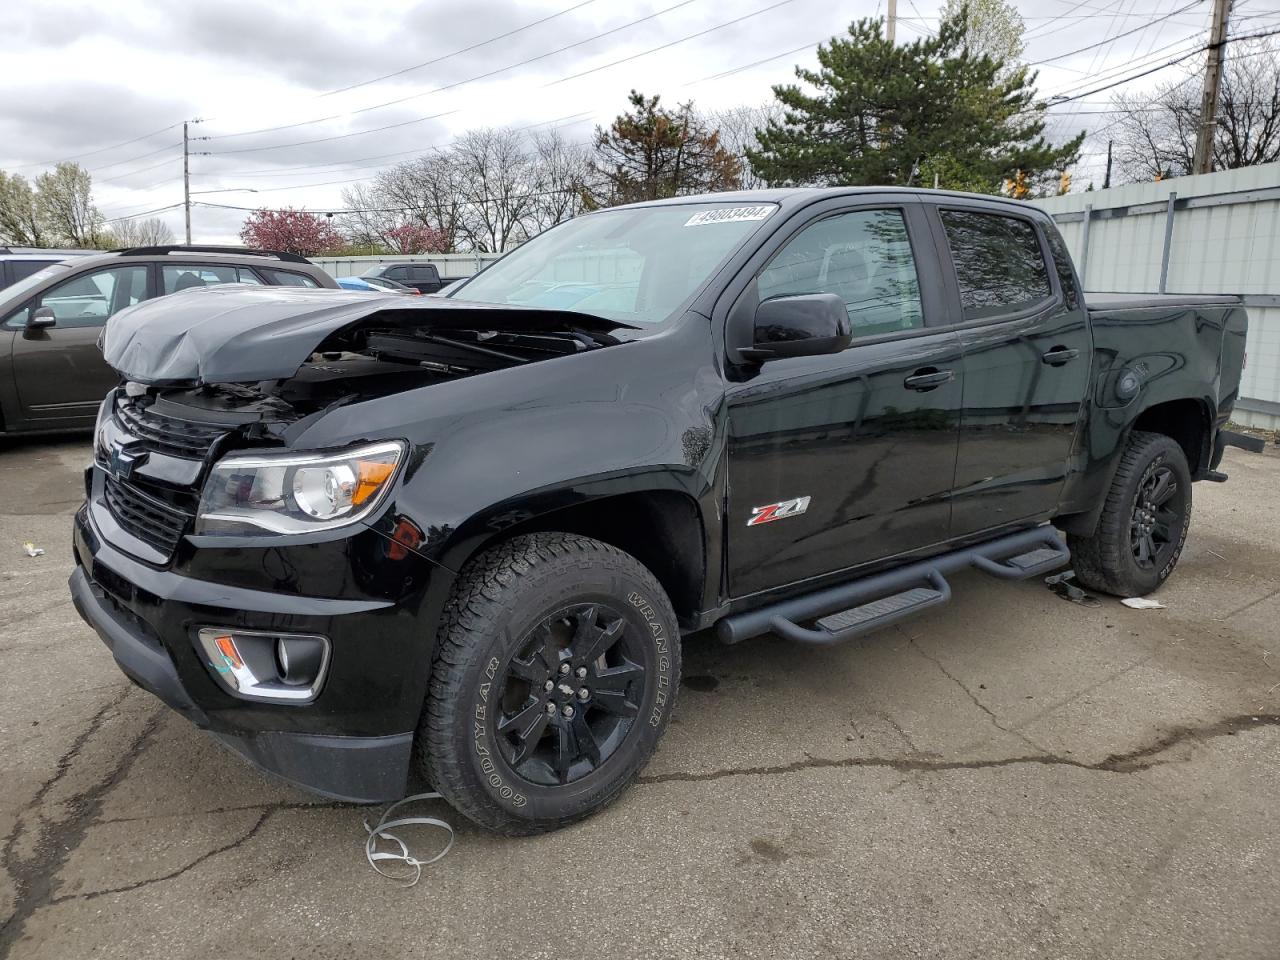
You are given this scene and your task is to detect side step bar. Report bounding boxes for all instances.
[716,526,1069,648]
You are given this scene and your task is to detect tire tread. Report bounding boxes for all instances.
[417,532,677,835]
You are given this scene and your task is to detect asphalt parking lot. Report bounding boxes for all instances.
[1,436,1278,960]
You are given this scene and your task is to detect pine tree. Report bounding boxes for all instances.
[591,91,741,207]
[748,13,1083,196]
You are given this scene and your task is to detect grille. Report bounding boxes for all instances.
[104,477,192,556]
[116,398,226,459]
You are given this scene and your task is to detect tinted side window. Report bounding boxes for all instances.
[262,269,319,287]
[1043,225,1080,310]
[162,264,253,293]
[939,210,1051,320]
[10,261,54,284]
[385,265,409,281]
[20,266,148,328]
[409,265,438,283]
[758,208,924,338]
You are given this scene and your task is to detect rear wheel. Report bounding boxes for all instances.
[418,533,680,834]
[1068,430,1192,597]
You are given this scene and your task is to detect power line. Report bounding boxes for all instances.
[84,141,184,175]
[208,111,460,156]
[1029,0,1203,64]
[7,122,183,172]
[547,0,796,85]
[318,0,602,98]
[203,0,702,142]
[688,38,823,85]
[100,202,185,224]
[1051,25,1280,105]
[95,153,183,185]
[1025,0,1127,40]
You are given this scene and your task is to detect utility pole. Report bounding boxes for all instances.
[887,0,897,44]
[1193,0,1231,175]
[1103,140,1113,189]
[183,121,192,244]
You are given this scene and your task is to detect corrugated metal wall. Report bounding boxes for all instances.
[1033,162,1280,430]
[311,252,500,279]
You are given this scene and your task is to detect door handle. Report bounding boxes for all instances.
[903,368,955,392]
[1041,346,1080,366]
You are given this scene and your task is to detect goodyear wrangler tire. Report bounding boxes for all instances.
[1067,430,1192,598]
[417,533,681,835]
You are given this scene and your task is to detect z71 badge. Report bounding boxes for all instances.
[747,496,811,526]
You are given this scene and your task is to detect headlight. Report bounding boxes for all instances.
[93,395,113,466]
[194,440,406,536]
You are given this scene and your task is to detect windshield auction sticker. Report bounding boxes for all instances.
[684,205,775,227]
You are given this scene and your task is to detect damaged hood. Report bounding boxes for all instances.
[102,285,636,385]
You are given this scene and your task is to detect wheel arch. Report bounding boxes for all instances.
[437,487,709,629]
[1056,394,1213,537]
[1129,396,1213,476]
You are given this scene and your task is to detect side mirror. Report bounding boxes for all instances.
[26,306,56,331]
[739,293,852,363]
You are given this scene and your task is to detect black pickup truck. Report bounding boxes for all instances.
[70,188,1256,834]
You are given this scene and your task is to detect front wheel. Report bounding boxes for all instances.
[417,533,680,835]
[1067,430,1192,597]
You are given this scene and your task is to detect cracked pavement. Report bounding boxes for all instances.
[1,437,1278,960]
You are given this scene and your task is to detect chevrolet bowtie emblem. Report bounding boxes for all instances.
[108,443,148,481]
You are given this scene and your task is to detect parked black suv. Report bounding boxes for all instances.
[0,245,338,435]
[361,261,453,294]
[70,189,1255,835]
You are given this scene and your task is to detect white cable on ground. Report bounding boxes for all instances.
[363,792,455,886]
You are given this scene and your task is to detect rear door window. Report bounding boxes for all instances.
[939,210,1052,320]
[409,265,437,284]
[162,264,263,293]
[9,261,54,284]
[1043,226,1080,310]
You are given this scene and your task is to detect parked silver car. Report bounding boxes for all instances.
[0,245,338,435]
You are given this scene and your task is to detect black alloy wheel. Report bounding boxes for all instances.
[1067,430,1193,597]
[1130,460,1184,570]
[419,533,680,834]
[495,603,646,786]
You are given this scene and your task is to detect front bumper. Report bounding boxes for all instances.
[71,495,451,803]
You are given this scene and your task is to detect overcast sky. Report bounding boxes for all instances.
[4,0,1274,243]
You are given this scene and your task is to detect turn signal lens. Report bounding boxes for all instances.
[214,634,244,670]
[354,460,396,506]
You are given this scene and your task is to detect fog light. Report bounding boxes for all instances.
[197,628,330,703]
[276,636,326,686]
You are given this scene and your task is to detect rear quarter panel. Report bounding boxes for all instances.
[1056,298,1245,519]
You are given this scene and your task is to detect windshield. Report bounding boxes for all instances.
[1,263,73,304]
[449,201,777,325]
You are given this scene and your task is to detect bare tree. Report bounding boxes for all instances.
[341,152,468,251]
[528,129,593,232]
[1111,37,1280,182]
[453,128,540,252]
[35,162,103,246]
[0,171,47,246]
[108,216,175,247]
[705,103,783,189]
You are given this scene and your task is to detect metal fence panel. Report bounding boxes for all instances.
[311,252,500,279]
[1034,161,1280,430]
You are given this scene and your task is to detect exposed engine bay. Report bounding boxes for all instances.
[122,322,615,436]
[101,286,630,433]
